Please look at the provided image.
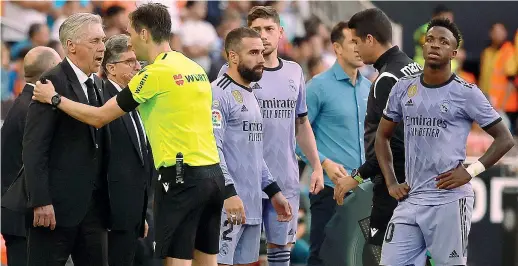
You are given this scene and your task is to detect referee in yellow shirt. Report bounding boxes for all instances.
[33,3,224,266]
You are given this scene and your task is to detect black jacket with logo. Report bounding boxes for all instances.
[357,46,422,234]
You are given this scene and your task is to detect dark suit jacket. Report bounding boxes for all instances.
[21,59,111,228]
[104,80,153,234]
[1,84,34,237]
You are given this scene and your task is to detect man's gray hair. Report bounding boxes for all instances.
[102,34,132,72]
[59,13,102,50]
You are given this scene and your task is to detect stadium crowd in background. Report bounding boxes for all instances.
[2,1,518,141]
[1,1,517,265]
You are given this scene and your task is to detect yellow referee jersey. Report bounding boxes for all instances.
[127,51,219,169]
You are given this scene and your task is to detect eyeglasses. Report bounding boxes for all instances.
[110,58,138,68]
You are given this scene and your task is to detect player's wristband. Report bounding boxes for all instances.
[225,184,238,199]
[263,182,281,199]
[466,160,486,178]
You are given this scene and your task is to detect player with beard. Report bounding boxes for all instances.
[377,18,515,265]
[218,7,323,266]
[212,27,292,266]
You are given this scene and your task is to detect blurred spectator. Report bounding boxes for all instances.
[307,56,327,79]
[211,9,242,61]
[291,204,310,265]
[169,33,183,53]
[413,5,459,72]
[10,23,50,60]
[1,43,11,102]
[265,1,305,43]
[51,1,83,41]
[480,22,517,134]
[290,36,312,63]
[178,1,218,72]
[289,36,312,77]
[48,40,66,59]
[101,0,136,14]
[208,9,242,81]
[54,0,92,13]
[1,1,51,44]
[230,0,253,25]
[7,47,31,99]
[456,47,477,84]
[103,5,129,37]
[136,0,181,33]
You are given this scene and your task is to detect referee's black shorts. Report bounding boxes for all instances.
[153,163,225,259]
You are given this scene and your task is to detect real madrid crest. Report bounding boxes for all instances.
[289,79,296,92]
[407,84,418,98]
[231,90,243,104]
[440,100,450,113]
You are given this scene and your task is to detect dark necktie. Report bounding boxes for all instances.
[131,110,147,161]
[84,78,101,144]
[84,78,100,107]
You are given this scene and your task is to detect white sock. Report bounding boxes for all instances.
[267,246,291,266]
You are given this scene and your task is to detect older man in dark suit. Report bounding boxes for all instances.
[101,34,156,266]
[1,46,61,266]
[22,13,111,266]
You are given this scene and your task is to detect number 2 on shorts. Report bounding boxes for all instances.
[222,220,234,241]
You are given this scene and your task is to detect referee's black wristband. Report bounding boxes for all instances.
[116,87,139,112]
[225,184,238,199]
[263,182,281,199]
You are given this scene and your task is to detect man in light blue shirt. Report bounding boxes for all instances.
[296,21,371,266]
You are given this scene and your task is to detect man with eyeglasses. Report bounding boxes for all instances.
[101,34,155,266]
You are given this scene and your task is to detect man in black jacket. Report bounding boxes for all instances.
[1,46,61,266]
[331,8,422,260]
[22,13,111,266]
[101,34,154,266]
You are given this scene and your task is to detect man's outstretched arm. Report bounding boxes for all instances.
[33,80,127,128]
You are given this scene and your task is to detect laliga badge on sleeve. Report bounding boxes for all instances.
[212,109,222,128]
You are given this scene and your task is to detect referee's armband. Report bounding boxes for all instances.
[263,182,281,199]
[116,87,140,112]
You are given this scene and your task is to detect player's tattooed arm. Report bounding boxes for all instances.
[479,120,515,169]
[294,116,307,135]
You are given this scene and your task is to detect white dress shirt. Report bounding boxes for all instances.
[108,79,147,152]
[67,57,96,100]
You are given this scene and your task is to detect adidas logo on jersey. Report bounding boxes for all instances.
[405,99,414,106]
[288,229,295,235]
[241,105,248,112]
[449,250,459,258]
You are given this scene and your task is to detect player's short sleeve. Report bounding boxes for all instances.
[465,86,502,130]
[217,63,229,79]
[296,69,308,117]
[127,68,159,104]
[382,80,404,122]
